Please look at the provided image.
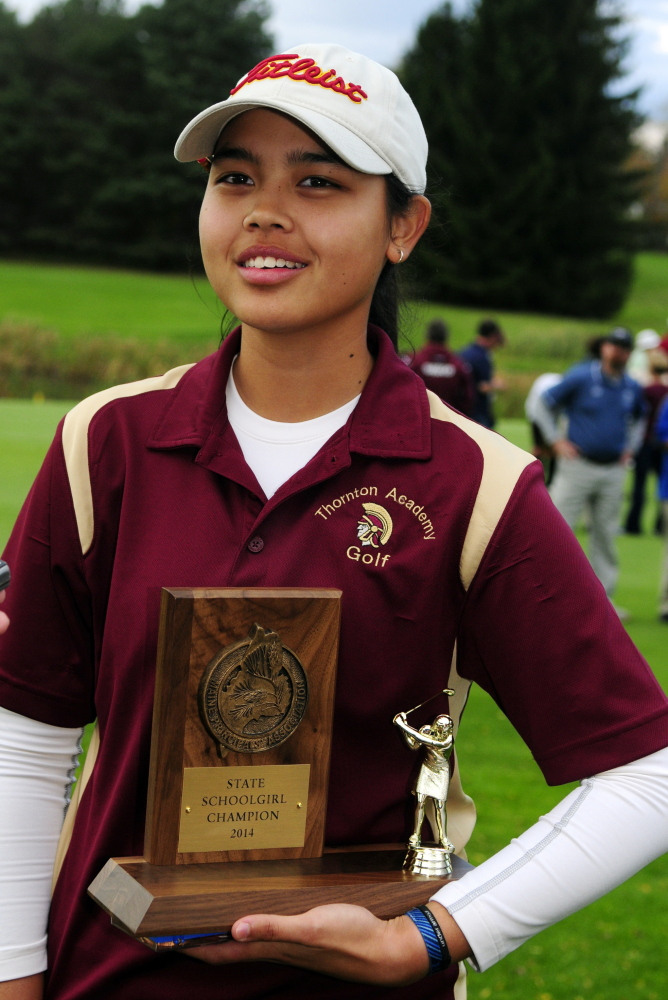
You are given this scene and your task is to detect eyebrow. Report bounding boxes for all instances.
[211,145,261,165]
[286,149,348,168]
[211,145,347,169]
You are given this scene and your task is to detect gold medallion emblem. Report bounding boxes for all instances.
[198,623,308,754]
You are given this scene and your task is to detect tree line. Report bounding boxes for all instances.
[0,0,271,269]
[0,0,640,316]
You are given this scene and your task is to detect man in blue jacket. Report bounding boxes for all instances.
[535,328,645,613]
[655,396,668,621]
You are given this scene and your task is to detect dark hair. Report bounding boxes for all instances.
[478,319,502,340]
[368,174,417,350]
[427,318,448,344]
[586,335,604,359]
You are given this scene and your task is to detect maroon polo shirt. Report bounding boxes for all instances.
[1,327,667,1000]
[409,343,474,415]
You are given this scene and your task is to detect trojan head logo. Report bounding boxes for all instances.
[356,503,393,548]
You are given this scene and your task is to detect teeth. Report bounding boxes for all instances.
[243,256,305,269]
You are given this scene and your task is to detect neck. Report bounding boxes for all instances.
[232,315,374,422]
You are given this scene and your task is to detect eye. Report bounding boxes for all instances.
[216,172,254,186]
[299,176,339,189]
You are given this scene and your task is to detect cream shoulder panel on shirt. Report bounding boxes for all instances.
[426,390,536,590]
[61,364,195,555]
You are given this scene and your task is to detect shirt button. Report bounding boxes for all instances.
[247,536,264,553]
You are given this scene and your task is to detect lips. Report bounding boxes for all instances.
[236,245,309,285]
[236,245,308,268]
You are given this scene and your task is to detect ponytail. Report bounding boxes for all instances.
[369,173,417,350]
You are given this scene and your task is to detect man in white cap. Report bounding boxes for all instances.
[627,328,661,385]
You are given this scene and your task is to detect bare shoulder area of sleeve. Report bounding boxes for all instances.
[426,389,537,589]
[62,364,195,555]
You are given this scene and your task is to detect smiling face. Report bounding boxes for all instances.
[199,109,419,338]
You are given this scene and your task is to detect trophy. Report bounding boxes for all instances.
[89,590,470,948]
[393,689,456,877]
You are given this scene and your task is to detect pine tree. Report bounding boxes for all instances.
[0,0,271,268]
[401,0,639,317]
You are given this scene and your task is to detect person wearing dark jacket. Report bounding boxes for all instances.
[459,320,506,427]
[409,320,473,415]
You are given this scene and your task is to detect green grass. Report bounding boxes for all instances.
[4,253,666,416]
[0,262,222,349]
[0,399,72,545]
[1,406,666,999]
[2,251,667,365]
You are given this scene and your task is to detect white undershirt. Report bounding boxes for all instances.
[225,364,360,499]
[0,702,666,981]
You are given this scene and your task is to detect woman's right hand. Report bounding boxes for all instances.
[0,974,44,999]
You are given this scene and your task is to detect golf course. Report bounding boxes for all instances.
[1,256,667,1000]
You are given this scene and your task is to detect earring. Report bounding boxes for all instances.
[396,248,405,264]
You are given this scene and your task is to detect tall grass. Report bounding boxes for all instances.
[0,322,216,399]
[2,252,668,414]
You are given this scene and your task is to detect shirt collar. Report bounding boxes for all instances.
[147,325,432,461]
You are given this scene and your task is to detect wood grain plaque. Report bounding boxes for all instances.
[89,850,474,941]
[143,588,341,865]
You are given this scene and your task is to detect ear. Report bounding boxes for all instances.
[386,195,431,264]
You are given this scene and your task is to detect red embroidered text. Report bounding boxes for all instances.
[230,54,369,104]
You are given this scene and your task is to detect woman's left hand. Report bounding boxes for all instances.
[190,903,431,985]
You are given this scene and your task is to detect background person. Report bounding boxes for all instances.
[624,349,668,535]
[534,327,645,613]
[627,328,661,385]
[655,396,668,622]
[459,319,506,428]
[409,319,473,414]
[524,372,562,486]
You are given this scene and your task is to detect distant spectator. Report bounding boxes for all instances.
[534,327,645,616]
[409,319,474,414]
[659,327,668,356]
[459,319,506,428]
[627,329,661,386]
[585,335,605,360]
[624,349,668,535]
[655,395,668,621]
[524,372,562,486]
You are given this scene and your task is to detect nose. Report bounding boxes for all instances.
[243,184,293,233]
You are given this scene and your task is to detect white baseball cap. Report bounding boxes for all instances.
[174,44,428,193]
[636,329,660,351]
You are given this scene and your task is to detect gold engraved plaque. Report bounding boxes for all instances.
[177,764,311,853]
[198,623,309,754]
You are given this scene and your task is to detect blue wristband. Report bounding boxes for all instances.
[405,905,452,975]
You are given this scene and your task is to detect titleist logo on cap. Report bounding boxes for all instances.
[230,53,369,104]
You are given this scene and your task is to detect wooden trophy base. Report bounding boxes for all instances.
[89,848,473,949]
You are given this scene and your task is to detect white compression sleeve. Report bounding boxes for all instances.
[432,744,668,972]
[0,705,82,981]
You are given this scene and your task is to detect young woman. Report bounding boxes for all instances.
[0,44,667,1000]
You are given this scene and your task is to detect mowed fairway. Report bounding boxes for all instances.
[2,250,668,359]
[1,398,666,1000]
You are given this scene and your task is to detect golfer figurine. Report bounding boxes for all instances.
[394,688,456,876]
